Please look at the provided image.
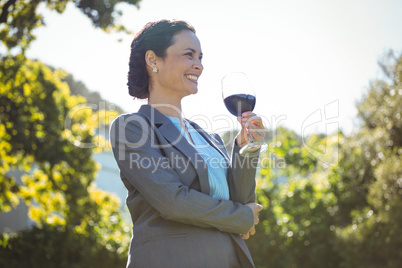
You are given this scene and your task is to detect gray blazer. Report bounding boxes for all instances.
[110,105,259,267]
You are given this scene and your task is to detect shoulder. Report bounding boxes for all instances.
[111,112,150,129]
[109,112,153,143]
[110,104,159,128]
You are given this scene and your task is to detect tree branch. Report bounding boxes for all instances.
[0,0,17,23]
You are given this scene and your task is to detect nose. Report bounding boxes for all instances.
[193,60,203,73]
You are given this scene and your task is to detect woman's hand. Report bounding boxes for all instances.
[241,225,256,240]
[236,112,266,148]
[242,203,263,240]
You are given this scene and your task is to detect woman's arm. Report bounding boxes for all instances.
[210,133,258,204]
[230,111,266,204]
[229,141,259,203]
[110,114,254,234]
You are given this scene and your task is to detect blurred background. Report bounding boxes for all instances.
[1,0,401,267]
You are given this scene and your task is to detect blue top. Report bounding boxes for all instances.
[167,116,230,200]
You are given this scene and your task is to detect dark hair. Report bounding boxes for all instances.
[127,20,196,99]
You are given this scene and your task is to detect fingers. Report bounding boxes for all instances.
[241,226,256,240]
[240,112,264,128]
[246,203,263,214]
[237,112,266,143]
[241,233,250,240]
[254,208,260,225]
[242,203,263,240]
[247,203,263,211]
[241,123,265,136]
[249,226,256,236]
[254,206,262,225]
[246,203,263,225]
[243,120,265,139]
[245,203,263,226]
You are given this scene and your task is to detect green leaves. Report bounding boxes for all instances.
[0,57,128,266]
[0,0,141,53]
[247,51,402,268]
[0,0,136,265]
[0,0,44,54]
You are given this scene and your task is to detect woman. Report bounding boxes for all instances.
[110,19,265,268]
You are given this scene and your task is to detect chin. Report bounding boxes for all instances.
[186,87,198,95]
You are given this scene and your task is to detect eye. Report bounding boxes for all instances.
[185,52,193,58]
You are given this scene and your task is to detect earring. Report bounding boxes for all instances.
[152,67,158,73]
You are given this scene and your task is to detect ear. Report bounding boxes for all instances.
[145,50,158,70]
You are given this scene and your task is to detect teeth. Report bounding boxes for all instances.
[185,75,198,82]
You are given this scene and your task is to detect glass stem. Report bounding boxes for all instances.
[242,115,255,143]
[247,128,255,143]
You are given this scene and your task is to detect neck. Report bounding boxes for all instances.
[148,91,183,120]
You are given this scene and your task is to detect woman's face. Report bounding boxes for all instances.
[155,30,203,98]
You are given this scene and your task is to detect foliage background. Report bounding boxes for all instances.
[245,51,402,268]
[0,1,139,266]
[1,1,401,267]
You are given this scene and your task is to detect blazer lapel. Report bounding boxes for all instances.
[189,121,231,165]
[138,105,210,195]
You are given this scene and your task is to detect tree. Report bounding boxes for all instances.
[0,1,138,265]
[246,127,340,268]
[247,50,402,267]
[0,0,142,54]
[0,56,129,266]
[0,187,130,268]
[328,50,402,268]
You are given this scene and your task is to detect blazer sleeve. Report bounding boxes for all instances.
[212,133,258,204]
[110,115,254,234]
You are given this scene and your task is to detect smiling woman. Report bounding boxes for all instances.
[127,20,198,100]
[146,30,203,100]
[110,19,265,268]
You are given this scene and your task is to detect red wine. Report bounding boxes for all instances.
[224,94,256,117]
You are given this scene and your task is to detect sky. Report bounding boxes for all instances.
[27,0,402,136]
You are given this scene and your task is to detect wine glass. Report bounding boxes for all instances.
[221,72,268,156]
